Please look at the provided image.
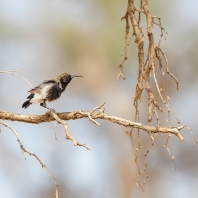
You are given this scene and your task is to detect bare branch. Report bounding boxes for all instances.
[0,121,58,198]
[50,111,91,150]
[79,102,106,126]
[156,47,179,90]
[127,0,144,101]
[117,12,130,80]
[0,109,184,141]
[0,68,32,88]
[163,134,175,169]
[52,121,58,141]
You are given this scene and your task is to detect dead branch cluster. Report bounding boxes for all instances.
[118,0,178,122]
[116,0,197,191]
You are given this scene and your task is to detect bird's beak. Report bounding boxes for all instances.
[71,75,84,78]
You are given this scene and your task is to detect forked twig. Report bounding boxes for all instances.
[80,102,106,126]
[50,111,91,150]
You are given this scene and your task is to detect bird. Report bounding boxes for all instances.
[22,73,83,111]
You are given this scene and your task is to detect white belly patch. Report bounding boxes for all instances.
[30,84,53,104]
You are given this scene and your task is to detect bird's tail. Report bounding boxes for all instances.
[22,100,31,109]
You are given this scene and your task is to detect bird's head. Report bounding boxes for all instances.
[56,73,83,90]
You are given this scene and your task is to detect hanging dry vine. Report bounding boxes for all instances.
[118,0,197,191]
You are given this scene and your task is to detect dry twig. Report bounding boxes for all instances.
[50,111,90,150]
[0,68,32,88]
[0,121,59,198]
[117,12,130,80]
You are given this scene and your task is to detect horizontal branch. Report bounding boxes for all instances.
[0,110,184,141]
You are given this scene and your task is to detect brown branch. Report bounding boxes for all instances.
[152,16,168,47]
[156,47,179,90]
[163,134,175,169]
[142,0,163,122]
[117,12,130,80]
[127,0,144,101]
[119,0,195,191]
[50,111,90,150]
[0,110,185,141]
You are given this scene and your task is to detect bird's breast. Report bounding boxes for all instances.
[45,84,62,103]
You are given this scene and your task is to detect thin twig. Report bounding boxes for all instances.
[117,11,131,80]
[0,121,59,198]
[156,47,179,90]
[0,68,32,88]
[52,121,58,141]
[163,134,175,169]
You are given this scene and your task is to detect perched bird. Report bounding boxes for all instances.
[22,73,83,111]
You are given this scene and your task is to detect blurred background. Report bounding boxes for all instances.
[0,0,198,197]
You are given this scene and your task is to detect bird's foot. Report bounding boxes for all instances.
[45,107,56,113]
[49,108,56,113]
[40,103,56,113]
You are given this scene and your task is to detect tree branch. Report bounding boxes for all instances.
[0,68,32,88]
[0,109,184,141]
[0,121,59,198]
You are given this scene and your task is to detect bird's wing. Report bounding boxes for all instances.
[28,86,41,94]
[28,80,49,94]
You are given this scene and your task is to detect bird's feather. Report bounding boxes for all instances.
[27,93,34,99]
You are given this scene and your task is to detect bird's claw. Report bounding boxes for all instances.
[49,108,56,113]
